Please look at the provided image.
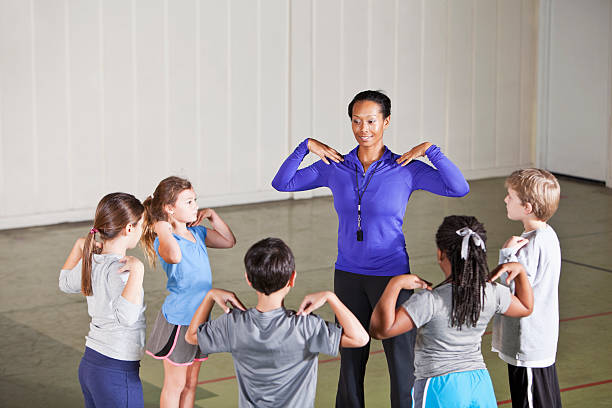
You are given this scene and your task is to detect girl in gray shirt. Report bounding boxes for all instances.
[59,192,147,408]
[370,215,534,408]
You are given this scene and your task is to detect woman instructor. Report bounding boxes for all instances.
[272,90,469,408]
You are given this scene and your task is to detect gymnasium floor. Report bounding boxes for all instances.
[1,177,611,407]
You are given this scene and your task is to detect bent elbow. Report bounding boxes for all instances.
[368,327,385,341]
[226,236,237,248]
[271,179,289,192]
[357,332,370,347]
[164,253,182,264]
[453,182,470,197]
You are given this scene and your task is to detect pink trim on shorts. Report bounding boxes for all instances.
[145,324,208,367]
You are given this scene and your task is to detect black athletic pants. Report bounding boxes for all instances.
[508,363,562,408]
[334,269,416,408]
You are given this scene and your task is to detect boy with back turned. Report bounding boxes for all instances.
[185,237,369,408]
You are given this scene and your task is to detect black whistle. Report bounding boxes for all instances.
[357,230,363,241]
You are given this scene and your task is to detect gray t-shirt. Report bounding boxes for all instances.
[403,282,512,379]
[197,307,342,408]
[492,224,561,364]
[59,254,146,361]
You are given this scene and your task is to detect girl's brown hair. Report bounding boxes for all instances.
[141,176,193,266]
[82,193,144,296]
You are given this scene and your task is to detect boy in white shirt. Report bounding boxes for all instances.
[492,168,562,407]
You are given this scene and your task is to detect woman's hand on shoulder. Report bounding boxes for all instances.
[396,142,433,166]
[307,138,344,164]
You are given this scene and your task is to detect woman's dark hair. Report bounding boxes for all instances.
[141,176,193,267]
[244,238,295,295]
[347,90,391,119]
[435,215,489,329]
[82,193,144,296]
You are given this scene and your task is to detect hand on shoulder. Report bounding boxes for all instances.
[390,274,432,290]
[396,142,433,166]
[297,291,333,315]
[502,236,529,250]
[207,288,246,314]
[117,256,144,275]
[307,138,344,165]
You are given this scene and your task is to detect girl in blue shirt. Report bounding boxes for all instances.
[141,176,236,408]
[272,90,469,408]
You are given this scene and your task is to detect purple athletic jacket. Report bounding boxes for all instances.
[272,139,469,276]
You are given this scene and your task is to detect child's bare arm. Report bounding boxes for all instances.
[370,274,430,340]
[297,291,369,348]
[62,238,85,270]
[185,289,246,345]
[489,262,534,317]
[155,221,182,263]
[201,209,237,249]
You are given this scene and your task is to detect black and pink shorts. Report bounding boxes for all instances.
[145,309,207,366]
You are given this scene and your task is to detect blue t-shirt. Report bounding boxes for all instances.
[155,226,212,325]
[272,139,469,276]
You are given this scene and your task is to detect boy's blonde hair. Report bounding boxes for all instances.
[505,168,560,221]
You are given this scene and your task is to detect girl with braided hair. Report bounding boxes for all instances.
[370,215,534,407]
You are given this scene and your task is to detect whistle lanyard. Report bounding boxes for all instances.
[355,162,381,241]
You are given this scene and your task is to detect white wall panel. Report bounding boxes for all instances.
[199,0,230,197]
[103,0,135,194]
[472,0,497,170]
[422,0,448,152]
[134,0,166,198]
[496,0,521,168]
[260,0,289,190]
[34,0,71,213]
[341,0,369,150]
[313,0,342,183]
[167,0,198,185]
[394,0,422,154]
[0,0,37,218]
[0,0,538,229]
[447,0,473,170]
[230,0,258,194]
[68,0,104,210]
[520,0,537,166]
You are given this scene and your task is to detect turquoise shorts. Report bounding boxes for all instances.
[412,369,497,408]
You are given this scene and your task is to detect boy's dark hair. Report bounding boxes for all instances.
[436,215,489,329]
[347,90,391,119]
[244,238,295,295]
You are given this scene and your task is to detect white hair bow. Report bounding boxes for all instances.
[456,227,486,260]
